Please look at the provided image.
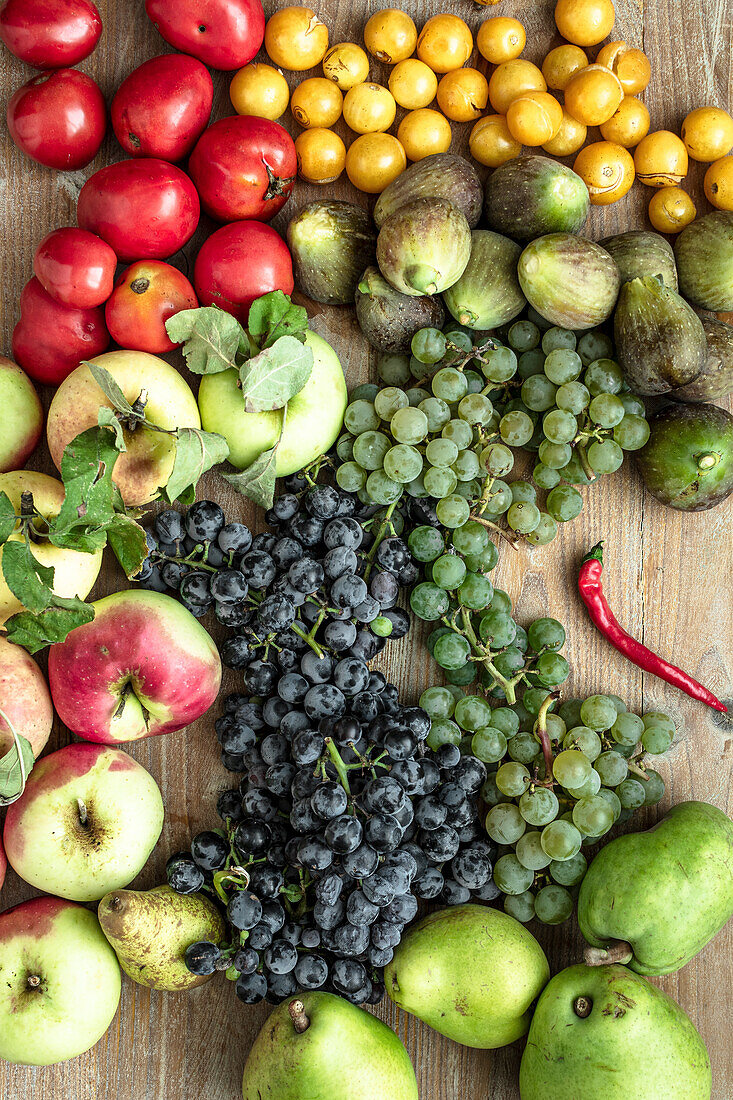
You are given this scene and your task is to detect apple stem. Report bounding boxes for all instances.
[26,975,41,991]
[77,798,88,827]
[288,999,310,1034]
[573,996,593,1018]
[584,942,634,967]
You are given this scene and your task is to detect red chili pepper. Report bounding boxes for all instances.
[578,542,728,714]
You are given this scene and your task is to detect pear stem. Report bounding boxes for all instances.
[288,999,310,1034]
[584,942,634,967]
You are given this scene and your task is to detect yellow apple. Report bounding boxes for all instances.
[0,355,43,474]
[46,350,201,507]
[0,470,102,625]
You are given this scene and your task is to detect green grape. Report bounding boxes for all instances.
[405,386,430,407]
[588,392,625,428]
[486,802,526,844]
[390,406,429,445]
[445,328,474,354]
[426,437,459,468]
[573,794,615,836]
[350,382,380,402]
[464,369,484,394]
[544,713,567,741]
[493,853,534,895]
[541,819,582,861]
[454,694,493,732]
[565,769,602,799]
[451,519,488,555]
[557,451,593,486]
[481,774,508,807]
[336,433,354,461]
[408,525,445,562]
[458,571,494,611]
[463,541,500,573]
[383,444,423,484]
[432,552,467,590]
[510,480,537,504]
[535,651,570,687]
[356,488,371,505]
[642,712,675,735]
[518,348,546,379]
[419,396,451,432]
[563,726,602,760]
[507,730,542,765]
[542,326,577,353]
[352,430,391,470]
[538,440,572,470]
[525,512,558,546]
[507,501,541,534]
[577,329,613,365]
[641,725,672,754]
[618,392,645,416]
[452,448,480,481]
[521,374,558,412]
[611,711,644,746]
[442,417,474,449]
[481,346,518,383]
[496,761,530,797]
[433,632,471,670]
[410,581,450,621]
[490,589,512,614]
[594,751,628,787]
[377,352,412,386]
[617,778,646,809]
[419,684,456,717]
[543,408,578,444]
[499,410,535,447]
[516,831,552,870]
[552,749,592,788]
[493,647,525,679]
[558,698,584,728]
[453,477,481,501]
[435,493,470,528]
[445,663,477,686]
[374,387,408,422]
[491,708,521,737]
[642,769,666,805]
[405,470,429,498]
[482,479,513,515]
[523,687,550,716]
[520,787,560,826]
[504,890,536,922]
[614,413,650,451]
[543,348,583,385]
[426,717,462,750]
[424,466,457,497]
[588,438,624,474]
[546,484,583,522]
[365,469,402,505]
[336,461,367,492]
[597,787,622,821]
[480,444,515,477]
[344,399,380,434]
[458,393,494,425]
[534,884,574,924]
[508,320,540,351]
[556,380,591,414]
[371,615,393,637]
[528,617,566,653]
[578,695,617,732]
[432,366,468,403]
[533,463,561,490]
[549,851,587,885]
[412,326,447,364]
[609,694,627,715]
[584,357,624,395]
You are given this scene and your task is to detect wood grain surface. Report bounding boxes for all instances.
[1,1,732,1097]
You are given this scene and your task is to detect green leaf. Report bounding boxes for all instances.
[165,427,230,502]
[107,514,149,578]
[0,492,17,546]
[1,541,54,614]
[239,335,313,413]
[49,426,123,554]
[98,405,127,451]
[165,306,246,375]
[247,291,309,349]
[4,597,95,654]
[222,440,280,509]
[84,361,135,416]
[0,727,35,806]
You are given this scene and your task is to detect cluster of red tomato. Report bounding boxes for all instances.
[1,0,300,388]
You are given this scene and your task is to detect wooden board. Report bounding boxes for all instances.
[1,0,732,1096]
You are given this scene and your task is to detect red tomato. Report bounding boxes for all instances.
[111,54,214,162]
[77,158,200,261]
[6,69,106,170]
[145,0,264,71]
[105,261,198,353]
[188,115,297,223]
[12,277,109,386]
[33,227,117,309]
[194,221,293,323]
[0,0,102,69]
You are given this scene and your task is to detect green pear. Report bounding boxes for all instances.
[384,903,549,1048]
[98,884,225,991]
[519,963,711,1099]
[241,991,418,1100]
[579,801,733,975]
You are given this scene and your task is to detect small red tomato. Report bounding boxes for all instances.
[111,54,214,162]
[145,0,265,71]
[188,115,297,223]
[6,68,106,170]
[33,227,117,309]
[194,221,293,323]
[77,158,200,261]
[105,261,198,353]
[0,0,102,69]
[12,277,109,386]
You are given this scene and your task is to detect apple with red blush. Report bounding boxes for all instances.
[0,636,53,764]
[12,276,109,385]
[7,68,106,170]
[0,0,102,69]
[105,261,198,353]
[33,227,117,309]
[111,54,213,161]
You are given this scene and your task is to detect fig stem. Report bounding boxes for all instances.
[584,942,633,967]
[288,999,310,1033]
[695,451,719,472]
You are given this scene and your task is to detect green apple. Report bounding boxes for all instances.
[198,329,347,475]
[0,354,43,474]
[0,896,121,1065]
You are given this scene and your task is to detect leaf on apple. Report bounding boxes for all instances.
[222,439,280,509]
[247,291,309,350]
[239,335,314,413]
[50,425,124,554]
[165,427,231,503]
[0,725,34,806]
[1,541,56,614]
[84,360,136,416]
[98,405,127,451]
[3,596,95,654]
[165,306,248,375]
[0,491,17,546]
[106,513,150,579]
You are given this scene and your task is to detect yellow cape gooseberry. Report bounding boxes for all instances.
[704,157,733,211]
[506,91,563,146]
[564,64,624,127]
[469,114,522,167]
[682,106,733,162]
[543,110,587,156]
[634,130,689,186]
[574,140,635,205]
[648,187,697,232]
[596,41,651,95]
[599,96,650,148]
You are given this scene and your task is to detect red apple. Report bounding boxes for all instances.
[77,158,200,261]
[105,261,198,353]
[33,227,117,309]
[0,355,43,472]
[0,0,102,69]
[194,220,294,323]
[48,589,222,743]
[111,53,213,162]
[145,0,265,71]
[12,276,109,386]
[0,637,53,761]
[7,68,106,171]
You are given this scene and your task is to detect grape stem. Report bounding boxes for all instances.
[627,758,650,780]
[535,691,560,783]
[363,500,398,580]
[324,738,351,796]
[456,608,519,705]
[576,442,597,484]
[291,622,325,659]
[468,512,520,550]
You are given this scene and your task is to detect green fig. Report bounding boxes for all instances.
[673,318,733,402]
[614,275,707,394]
[376,197,472,297]
[517,233,620,330]
[484,155,590,242]
[635,402,733,510]
[675,210,733,310]
[287,201,377,306]
[374,152,482,229]
[601,229,678,290]
[579,801,733,976]
[355,265,445,353]
[443,230,525,330]
[519,963,712,1100]
[384,904,549,1049]
[241,992,418,1100]
[98,885,225,991]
